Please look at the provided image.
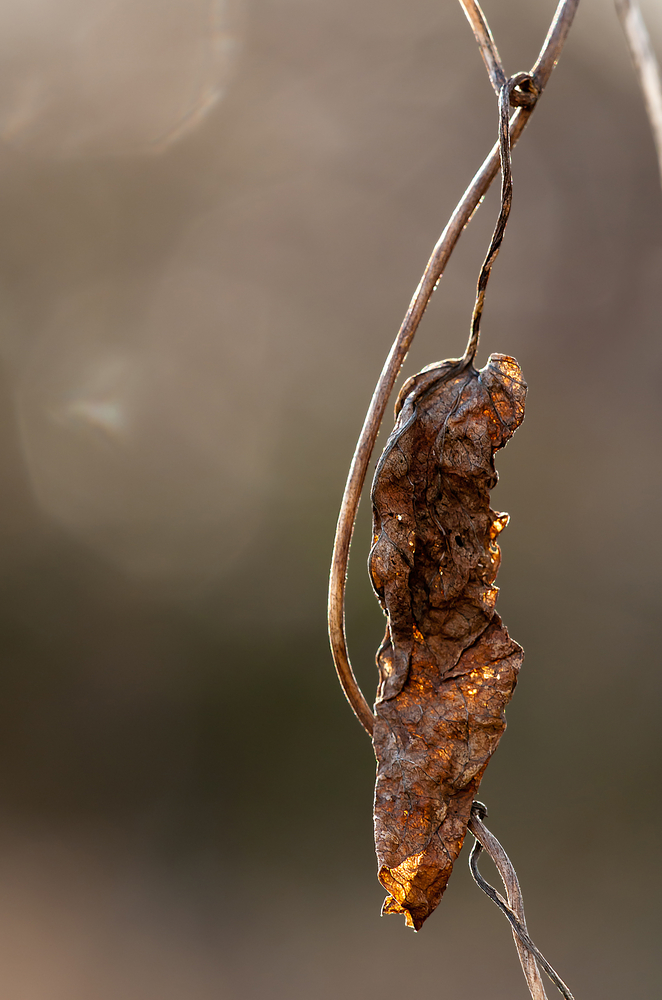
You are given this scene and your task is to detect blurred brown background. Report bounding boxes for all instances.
[0,0,658,996]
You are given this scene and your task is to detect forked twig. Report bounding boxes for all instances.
[468,803,575,1000]
[615,0,662,189]
[328,0,580,735]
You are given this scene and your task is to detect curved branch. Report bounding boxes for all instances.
[328,0,580,733]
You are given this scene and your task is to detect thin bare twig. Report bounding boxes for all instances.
[468,805,548,1000]
[462,71,536,367]
[616,0,662,189]
[468,803,576,1000]
[459,0,507,96]
[328,0,580,734]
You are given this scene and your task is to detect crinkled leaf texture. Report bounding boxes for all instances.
[369,353,526,931]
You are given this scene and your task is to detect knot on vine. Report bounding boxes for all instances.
[471,800,489,820]
[508,72,540,109]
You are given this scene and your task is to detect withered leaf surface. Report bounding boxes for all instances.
[369,353,526,930]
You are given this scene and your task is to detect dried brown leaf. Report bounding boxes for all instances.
[369,353,526,930]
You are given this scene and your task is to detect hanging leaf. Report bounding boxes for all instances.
[369,352,526,930]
